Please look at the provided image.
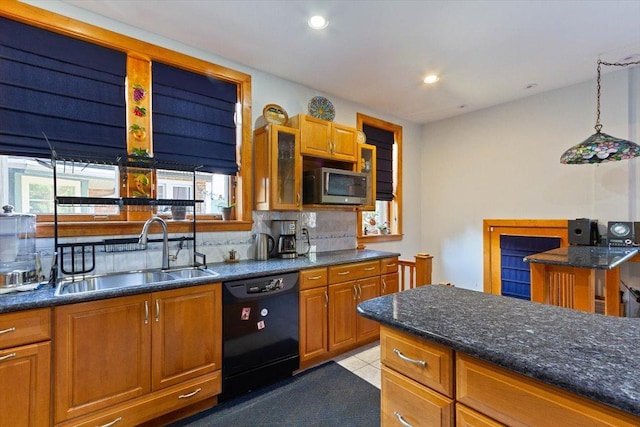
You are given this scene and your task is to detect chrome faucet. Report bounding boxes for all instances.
[138,217,170,270]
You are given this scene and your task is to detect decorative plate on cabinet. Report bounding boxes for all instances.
[308,96,335,121]
[262,104,288,125]
[357,130,367,144]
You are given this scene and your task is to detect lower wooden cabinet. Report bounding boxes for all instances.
[0,341,51,427]
[381,326,640,427]
[0,308,51,427]
[299,286,328,362]
[54,283,222,425]
[381,365,453,427]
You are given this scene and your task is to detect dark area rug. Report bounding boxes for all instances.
[168,361,380,427]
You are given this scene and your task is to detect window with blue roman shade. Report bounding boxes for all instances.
[363,124,394,201]
[0,17,127,160]
[152,62,239,175]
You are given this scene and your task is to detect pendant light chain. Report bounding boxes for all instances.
[595,59,640,133]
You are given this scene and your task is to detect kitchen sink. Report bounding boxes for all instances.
[55,268,218,296]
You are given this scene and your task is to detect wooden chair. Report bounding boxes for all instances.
[398,253,434,291]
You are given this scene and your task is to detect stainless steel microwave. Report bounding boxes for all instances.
[303,167,368,205]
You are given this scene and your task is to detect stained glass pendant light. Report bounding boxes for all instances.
[560,59,640,164]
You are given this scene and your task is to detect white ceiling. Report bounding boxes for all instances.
[60,0,640,125]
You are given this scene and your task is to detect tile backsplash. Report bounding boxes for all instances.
[38,210,357,279]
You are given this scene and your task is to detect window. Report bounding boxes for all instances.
[0,4,253,236]
[357,113,403,241]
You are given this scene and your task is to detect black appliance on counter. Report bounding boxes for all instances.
[220,272,299,401]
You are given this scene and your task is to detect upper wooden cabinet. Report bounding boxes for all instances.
[254,124,302,211]
[289,114,358,162]
[358,143,376,211]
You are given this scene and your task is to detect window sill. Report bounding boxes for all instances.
[357,233,403,244]
[36,219,252,238]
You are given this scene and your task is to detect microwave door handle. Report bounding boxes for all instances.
[324,172,330,195]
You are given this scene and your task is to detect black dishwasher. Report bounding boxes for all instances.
[220,272,299,401]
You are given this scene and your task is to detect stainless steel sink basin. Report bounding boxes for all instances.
[167,268,218,279]
[55,268,218,296]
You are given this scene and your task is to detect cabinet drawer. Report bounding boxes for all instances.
[456,403,505,427]
[300,267,328,290]
[382,365,453,427]
[380,257,399,274]
[457,354,640,427]
[56,371,222,427]
[0,308,50,349]
[328,260,380,283]
[380,325,453,397]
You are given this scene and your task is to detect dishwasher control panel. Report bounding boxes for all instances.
[247,278,284,294]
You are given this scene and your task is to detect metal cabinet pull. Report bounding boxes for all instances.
[386,263,397,268]
[393,348,426,367]
[98,416,122,427]
[337,271,350,276]
[0,327,16,336]
[144,301,149,325]
[324,291,328,307]
[352,285,358,300]
[297,193,301,206]
[178,387,202,399]
[357,284,362,299]
[364,267,376,271]
[155,299,160,323]
[382,278,387,293]
[308,275,322,280]
[0,352,16,362]
[394,411,413,427]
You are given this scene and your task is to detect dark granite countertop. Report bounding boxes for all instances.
[0,249,398,314]
[357,285,640,417]
[525,246,639,269]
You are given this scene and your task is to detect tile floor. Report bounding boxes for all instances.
[333,341,381,389]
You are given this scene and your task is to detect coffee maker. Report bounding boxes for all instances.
[271,220,297,259]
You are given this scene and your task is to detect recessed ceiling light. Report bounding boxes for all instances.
[308,15,328,30]
[423,74,439,84]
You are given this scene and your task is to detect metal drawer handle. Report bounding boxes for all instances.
[0,327,16,335]
[337,271,350,276]
[393,348,426,367]
[386,263,397,268]
[394,411,413,427]
[364,267,376,271]
[98,416,122,427]
[0,352,16,362]
[308,275,322,280]
[179,387,202,399]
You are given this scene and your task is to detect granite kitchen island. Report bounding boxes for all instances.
[357,285,640,426]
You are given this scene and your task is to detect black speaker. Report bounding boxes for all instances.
[568,218,600,246]
[607,221,640,246]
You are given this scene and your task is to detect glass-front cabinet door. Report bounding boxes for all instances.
[253,124,301,210]
[272,125,301,209]
[358,143,376,211]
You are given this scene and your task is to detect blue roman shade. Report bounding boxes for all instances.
[0,17,127,160]
[152,62,239,175]
[363,124,394,201]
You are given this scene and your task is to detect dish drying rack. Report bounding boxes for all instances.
[51,151,205,281]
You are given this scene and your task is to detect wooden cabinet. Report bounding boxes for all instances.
[380,325,640,426]
[456,354,640,427]
[0,308,51,427]
[380,326,455,427]
[380,257,399,295]
[328,260,381,352]
[299,268,329,362]
[254,124,302,211]
[289,114,357,162]
[357,143,376,211]
[54,284,222,425]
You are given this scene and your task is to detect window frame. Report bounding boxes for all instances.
[356,113,403,243]
[0,2,253,238]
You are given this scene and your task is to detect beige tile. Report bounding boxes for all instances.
[353,364,381,389]
[355,346,380,364]
[336,355,368,371]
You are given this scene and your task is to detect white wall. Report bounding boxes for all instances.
[422,67,640,290]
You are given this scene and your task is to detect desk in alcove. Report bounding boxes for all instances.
[525,246,638,316]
